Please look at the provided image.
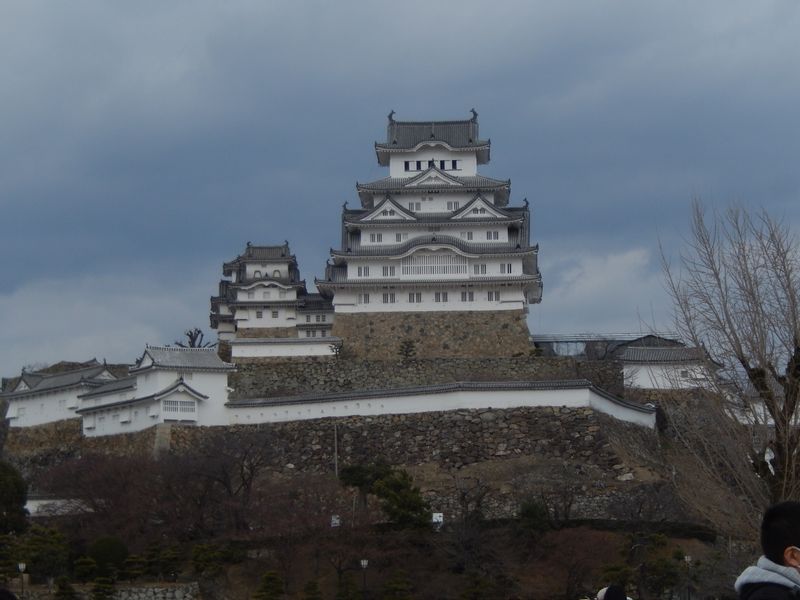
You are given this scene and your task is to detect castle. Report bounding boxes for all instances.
[210,111,542,360]
[2,112,681,437]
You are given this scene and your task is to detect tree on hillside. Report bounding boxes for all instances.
[0,460,28,534]
[662,201,800,527]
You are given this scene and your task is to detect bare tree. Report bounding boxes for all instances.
[174,328,216,348]
[662,201,800,525]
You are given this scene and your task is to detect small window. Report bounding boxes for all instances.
[434,292,448,303]
[460,291,474,302]
[306,330,312,338]
[273,269,281,277]
[247,291,255,299]
[452,160,459,170]
[358,293,370,304]
[488,291,501,301]
[321,315,327,322]
[357,266,370,277]
[254,270,262,278]
[416,160,422,170]
[404,161,411,172]
[383,292,396,304]
[369,233,383,243]
[408,292,422,303]
[439,160,446,170]
[680,369,689,378]
[263,291,271,299]
[316,315,322,322]
[306,315,311,323]
[271,310,279,318]
[256,310,263,319]
[473,264,487,275]
[486,231,499,240]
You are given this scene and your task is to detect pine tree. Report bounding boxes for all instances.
[253,571,285,600]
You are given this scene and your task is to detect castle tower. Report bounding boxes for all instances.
[210,242,335,358]
[316,111,542,359]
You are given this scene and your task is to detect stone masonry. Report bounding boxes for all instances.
[331,310,532,359]
[229,355,624,399]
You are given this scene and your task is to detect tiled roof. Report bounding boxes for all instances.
[1,364,116,398]
[79,376,137,399]
[77,378,209,413]
[343,211,522,226]
[619,347,705,364]
[377,116,488,150]
[330,234,534,257]
[134,346,235,372]
[317,272,542,287]
[297,294,335,311]
[357,174,508,192]
[222,242,297,273]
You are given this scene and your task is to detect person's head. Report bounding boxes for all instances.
[761,501,800,568]
[597,584,627,600]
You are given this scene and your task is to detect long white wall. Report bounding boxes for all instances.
[228,386,656,429]
[624,363,712,390]
[333,286,526,313]
[7,388,84,427]
[231,339,338,358]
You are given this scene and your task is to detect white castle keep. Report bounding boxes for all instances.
[210,111,543,359]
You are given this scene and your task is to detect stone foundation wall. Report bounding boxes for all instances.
[5,405,687,523]
[21,583,199,600]
[330,310,532,359]
[4,419,157,477]
[229,356,623,399]
[166,407,680,522]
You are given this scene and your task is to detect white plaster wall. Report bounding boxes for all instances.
[231,340,337,358]
[83,373,231,436]
[244,262,290,280]
[388,148,477,178]
[236,284,297,302]
[82,399,160,437]
[333,286,527,313]
[358,223,509,246]
[237,306,297,328]
[624,363,712,390]
[346,255,525,282]
[228,387,655,429]
[369,193,489,214]
[7,388,84,427]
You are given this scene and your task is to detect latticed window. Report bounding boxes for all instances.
[163,400,196,414]
[401,253,467,276]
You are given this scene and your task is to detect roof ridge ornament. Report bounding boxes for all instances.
[387,109,395,122]
[470,108,478,122]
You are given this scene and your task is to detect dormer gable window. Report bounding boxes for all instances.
[254,270,262,278]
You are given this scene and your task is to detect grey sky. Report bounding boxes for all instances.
[2,1,799,374]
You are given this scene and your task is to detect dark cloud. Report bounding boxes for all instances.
[2,1,799,373]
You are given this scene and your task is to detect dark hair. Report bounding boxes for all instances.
[603,584,627,600]
[762,501,800,564]
[0,589,19,600]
